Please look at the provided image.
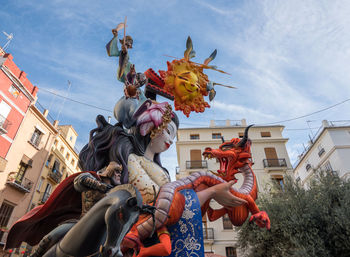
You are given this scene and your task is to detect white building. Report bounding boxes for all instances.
[294,120,350,187]
[176,119,293,256]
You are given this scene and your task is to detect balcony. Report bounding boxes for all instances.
[6,172,33,193]
[0,115,11,135]
[48,169,62,184]
[263,158,287,168]
[203,227,214,240]
[186,160,208,169]
[40,191,51,204]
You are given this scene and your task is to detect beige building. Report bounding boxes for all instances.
[31,125,81,209]
[0,104,58,252]
[176,119,293,257]
[294,120,350,188]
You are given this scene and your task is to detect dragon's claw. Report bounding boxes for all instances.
[249,211,270,230]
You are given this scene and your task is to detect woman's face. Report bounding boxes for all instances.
[150,121,177,154]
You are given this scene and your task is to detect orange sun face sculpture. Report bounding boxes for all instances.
[163,59,209,117]
[159,37,219,117]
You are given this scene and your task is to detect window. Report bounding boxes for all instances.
[212,133,221,139]
[70,136,73,141]
[0,201,15,239]
[71,159,75,166]
[15,162,28,184]
[238,132,244,138]
[272,176,284,191]
[261,131,271,137]
[65,153,70,160]
[296,177,301,183]
[46,154,53,167]
[54,139,58,146]
[36,177,44,191]
[318,144,325,157]
[0,101,11,122]
[323,161,334,174]
[52,160,61,174]
[226,247,237,257]
[30,128,42,147]
[222,214,233,229]
[190,134,200,140]
[306,163,312,171]
[60,146,64,153]
[9,84,20,98]
[42,183,52,203]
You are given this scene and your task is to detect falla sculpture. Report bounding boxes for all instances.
[5,21,270,257]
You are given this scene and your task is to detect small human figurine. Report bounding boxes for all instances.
[106,27,134,83]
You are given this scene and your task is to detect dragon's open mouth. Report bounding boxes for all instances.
[203,152,228,173]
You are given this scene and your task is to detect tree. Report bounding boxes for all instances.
[237,172,350,257]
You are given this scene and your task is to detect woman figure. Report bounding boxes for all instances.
[79,101,247,257]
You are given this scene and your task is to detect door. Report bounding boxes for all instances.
[190,149,202,168]
[264,147,279,167]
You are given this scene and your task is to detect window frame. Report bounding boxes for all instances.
[190,134,200,140]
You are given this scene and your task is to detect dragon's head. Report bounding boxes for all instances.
[203,125,253,182]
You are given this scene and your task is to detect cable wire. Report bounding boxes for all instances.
[38,87,350,125]
[38,87,113,113]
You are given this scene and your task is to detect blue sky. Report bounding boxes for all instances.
[1,0,350,179]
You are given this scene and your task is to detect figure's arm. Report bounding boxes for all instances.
[74,173,112,193]
[196,180,247,207]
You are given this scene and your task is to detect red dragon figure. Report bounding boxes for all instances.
[202,125,271,229]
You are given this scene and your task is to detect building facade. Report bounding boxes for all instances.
[31,125,81,209]
[176,119,293,256]
[293,120,350,188]
[0,104,58,254]
[0,51,38,161]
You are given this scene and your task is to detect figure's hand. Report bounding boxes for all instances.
[98,182,114,193]
[212,181,247,207]
[112,29,118,37]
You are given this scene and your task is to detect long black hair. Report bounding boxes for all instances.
[79,113,179,184]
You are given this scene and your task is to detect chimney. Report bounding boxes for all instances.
[322,120,330,128]
[32,86,38,97]
[53,120,59,128]
[210,120,215,127]
[241,119,247,126]
[225,119,231,126]
[43,109,49,118]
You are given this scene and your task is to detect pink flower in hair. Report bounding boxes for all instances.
[137,102,173,137]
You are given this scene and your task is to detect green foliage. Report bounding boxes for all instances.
[237,172,350,257]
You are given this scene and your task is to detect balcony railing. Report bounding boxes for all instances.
[263,158,287,168]
[6,172,33,193]
[48,169,62,184]
[186,160,208,169]
[0,115,11,135]
[40,192,51,204]
[203,228,214,240]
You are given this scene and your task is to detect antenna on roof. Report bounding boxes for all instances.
[2,31,14,50]
[56,80,71,121]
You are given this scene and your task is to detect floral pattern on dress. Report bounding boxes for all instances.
[164,189,204,257]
